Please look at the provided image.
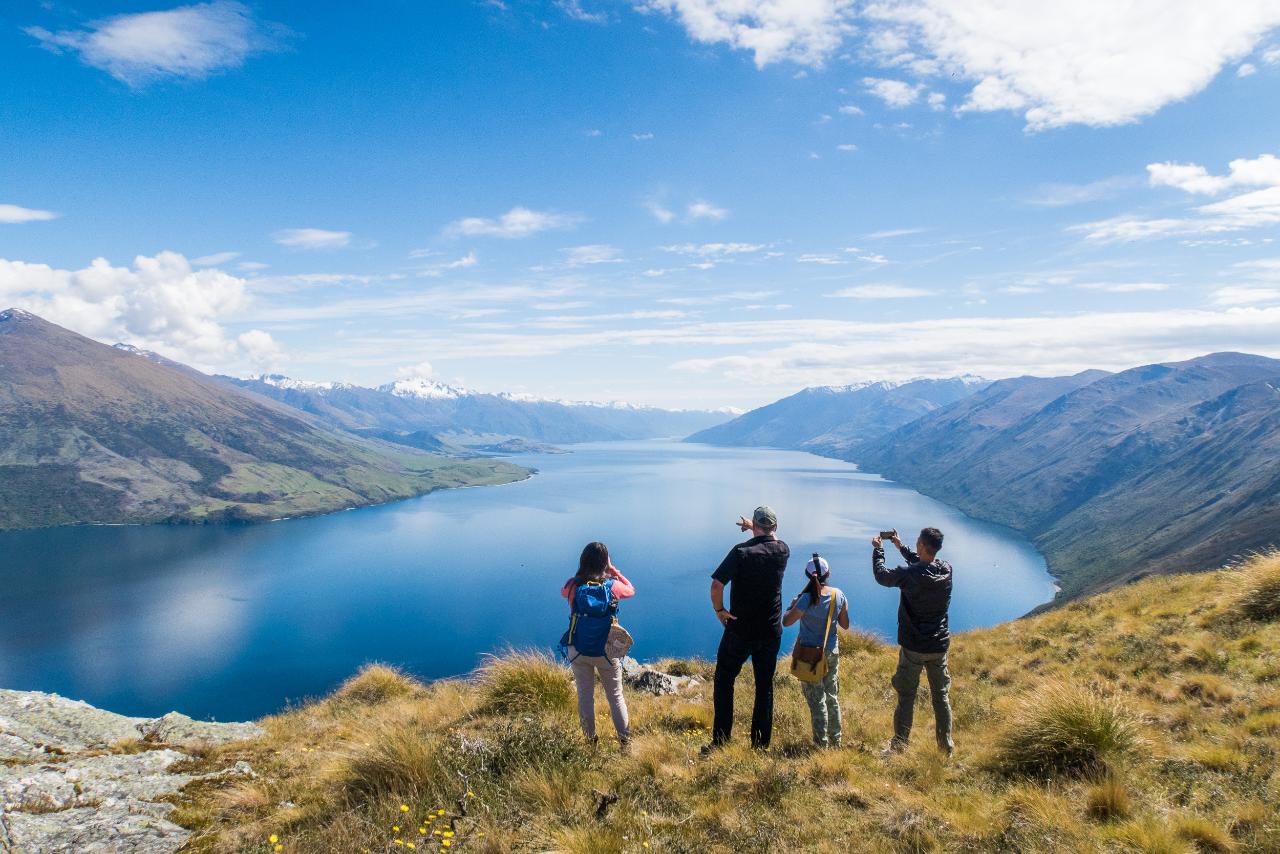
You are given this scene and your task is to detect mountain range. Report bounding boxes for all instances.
[685,377,988,452]
[0,310,526,529]
[852,352,1280,599]
[222,374,732,447]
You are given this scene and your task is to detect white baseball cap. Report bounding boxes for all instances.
[804,555,830,578]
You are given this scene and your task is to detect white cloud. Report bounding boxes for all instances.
[646,200,677,224]
[562,244,623,266]
[863,2,1280,130]
[1211,286,1280,306]
[556,0,607,23]
[1148,153,1280,194]
[26,1,282,87]
[661,242,766,257]
[0,204,59,224]
[838,104,864,115]
[1238,62,1258,76]
[1079,153,1280,241]
[237,329,283,372]
[1266,45,1280,63]
[632,132,655,140]
[192,250,240,266]
[237,261,269,271]
[1077,281,1171,293]
[866,227,926,239]
[927,91,946,110]
[666,307,1280,385]
[829,284,933,299]
[797,253,845,265]
[272,228,352,250]
[0,250,268,370]
[637,0,856,67]
[863,76,924,107]
[396,360,435,381]
[687,200,728,220]
[444,206,581,239]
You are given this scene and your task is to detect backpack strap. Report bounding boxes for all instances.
[820,589,837,652]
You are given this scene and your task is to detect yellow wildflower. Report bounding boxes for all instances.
[442,843,452,849]
[466,790,475,797]
[269,835,279,844]
[393,826,400,832]
[275,847,283,853]
[443,831,454,838]
[406,845,416,850]
[419,827,427,834]
[400,804,410,812]
[437,809,445,816]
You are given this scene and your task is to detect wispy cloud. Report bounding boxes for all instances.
[556,0,607,23]
[863,77,923,107]
[828,284,934,299]
[444,206,582,239]
[687,200,728,220]
[562,244,623,266]
[26,1,284,87]
[638,0,855,68]
[661,242,766,257]
[272,228,353,250]
[866,227,926,239]
[0,204,59,224]
[192,250,241,266]
[1026,176,1137,207]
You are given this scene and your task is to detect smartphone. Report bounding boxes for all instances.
[879,529,897,540]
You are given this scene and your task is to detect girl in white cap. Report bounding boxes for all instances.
[783,553,850,747]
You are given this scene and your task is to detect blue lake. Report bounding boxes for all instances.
[0,441,1056,721]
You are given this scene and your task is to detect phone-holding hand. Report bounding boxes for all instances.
[607,561,621,578]
[871,535,883,548]
[890,532,903,548]
[737,515,752,532]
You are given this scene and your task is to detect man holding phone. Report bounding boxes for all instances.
[872,526,954,756]
[707,506,790,751]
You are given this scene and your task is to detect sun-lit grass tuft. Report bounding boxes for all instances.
[335,663,423,705]
[994,681,1143,777]
[1172,814,1238,853]
[476,650,574,714]
[1085,773,1132,822]
[1230,549,1280,621]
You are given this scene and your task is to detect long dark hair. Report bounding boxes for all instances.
[575,541,610,584]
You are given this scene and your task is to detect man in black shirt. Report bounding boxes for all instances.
[708,505,790,749]
[873,526,954,755]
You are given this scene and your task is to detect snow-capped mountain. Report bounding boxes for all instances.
[220,373,734,444]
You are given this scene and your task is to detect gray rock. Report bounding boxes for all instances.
[0,691,144,759]
[624,669,702,696]
[136,712,265,747]
[619,656,643,676]
[4,802,190,854]
[0,690,262,854]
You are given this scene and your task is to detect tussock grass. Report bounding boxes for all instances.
[994,682,1142,777]
[476,650,574,715]
[1229,549,1280,621]
[173,562,1280,853]
[334,663,422,705]
[1085,773,1132,821]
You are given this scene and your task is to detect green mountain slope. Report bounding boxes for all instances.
[0,309,527,529]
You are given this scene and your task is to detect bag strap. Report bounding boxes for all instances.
[820,588,837,651]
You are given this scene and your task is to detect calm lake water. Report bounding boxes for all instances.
[0,441,1055,721]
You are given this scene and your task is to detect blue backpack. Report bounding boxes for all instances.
[559,579,617,659]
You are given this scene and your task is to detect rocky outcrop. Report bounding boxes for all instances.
[619,658,704,696]
[0,690,264,854]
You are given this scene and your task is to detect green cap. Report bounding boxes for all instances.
[753,505,777,528]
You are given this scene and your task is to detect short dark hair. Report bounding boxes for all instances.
[919,527,944,553]
[576,541,610,583]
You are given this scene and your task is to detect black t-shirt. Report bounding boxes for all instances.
[712,535,790,639]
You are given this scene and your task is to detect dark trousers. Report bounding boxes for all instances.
[891,646,953,751]
[712,629,782,748]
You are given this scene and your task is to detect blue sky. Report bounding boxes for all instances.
[4,1,1280,408]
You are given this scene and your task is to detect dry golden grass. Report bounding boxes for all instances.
[172,554,1280,853]
[1231,549,1280,621]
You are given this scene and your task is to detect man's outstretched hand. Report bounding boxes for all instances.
[737,515,752,532]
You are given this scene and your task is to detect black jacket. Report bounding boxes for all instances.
[873,544,952,653]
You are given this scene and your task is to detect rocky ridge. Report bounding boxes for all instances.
[0,690,264,854]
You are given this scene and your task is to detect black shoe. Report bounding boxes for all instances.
[699,742,721,757]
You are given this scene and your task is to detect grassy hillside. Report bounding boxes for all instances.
[0,310,528,529]
[171,552,1280,852]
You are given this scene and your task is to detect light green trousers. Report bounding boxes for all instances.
[800,650,842,746]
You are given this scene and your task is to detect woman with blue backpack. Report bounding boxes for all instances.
[560,541,635,750]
